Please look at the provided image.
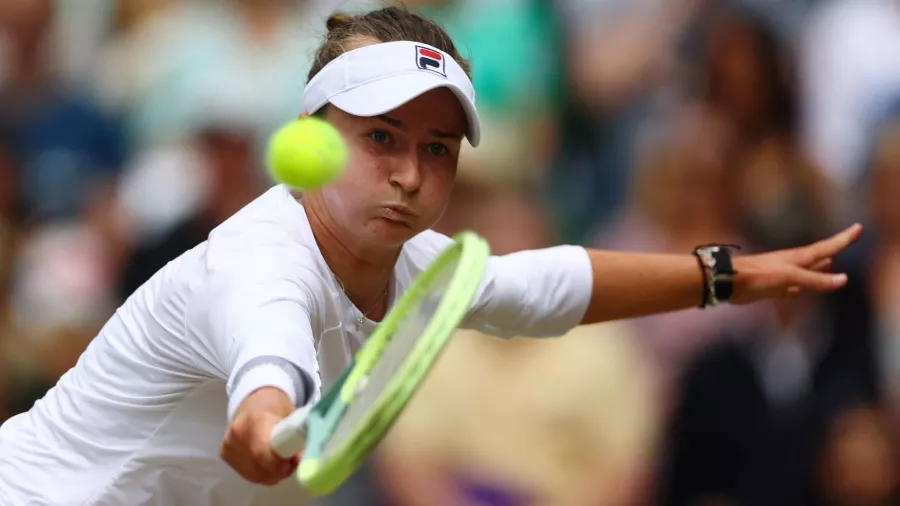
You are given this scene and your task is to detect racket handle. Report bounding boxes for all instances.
[270,404,311,459]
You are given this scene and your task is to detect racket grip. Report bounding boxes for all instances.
[270,404,311,459]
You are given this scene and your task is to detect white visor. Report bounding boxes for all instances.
[301,41,480,147]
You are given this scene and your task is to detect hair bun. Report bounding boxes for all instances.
[326,13,353,33]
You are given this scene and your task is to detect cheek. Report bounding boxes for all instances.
[323,157,381,218]
[418,164,457,216]
[340,144,388,193]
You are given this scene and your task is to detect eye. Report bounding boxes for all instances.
[369,130,392,144]
[427,143,449,156]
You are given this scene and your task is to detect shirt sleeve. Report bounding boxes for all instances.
[196,259,322,420]
[464,245,594,338]
[406,230,594,339]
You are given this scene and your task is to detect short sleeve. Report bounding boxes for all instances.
[464,245,594,338]
[403,231,593,339]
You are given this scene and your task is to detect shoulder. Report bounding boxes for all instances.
[201,187,332,304]
[400,229,455,266]
[391,229,457,289]
[205,187,320,274]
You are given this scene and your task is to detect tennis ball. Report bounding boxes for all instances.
[267,117,348,190]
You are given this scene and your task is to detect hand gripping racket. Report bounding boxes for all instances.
[269,231,490,495]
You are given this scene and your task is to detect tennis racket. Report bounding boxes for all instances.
[269,231,490,496]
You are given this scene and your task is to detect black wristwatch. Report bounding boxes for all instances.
[692,244,739,308]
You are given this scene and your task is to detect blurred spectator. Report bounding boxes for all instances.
[114,139,211,249]
[52,0,118,86]
[594,105,758,409]
[701,8,837,249]
[545,0,700,244]
[372,322,659,506]
[660,290,881,506]
[703,8,794,141]
[0,0,128,224]
[800,0,900,195]
[116,123,266,299]
[819,407,899,506]
[0,132,19,304]
[1,218,119,425]
[0,0,127,421]
[0,133,18,424]
[435,180,554,254]
[659,183,881,506]
[860,103,900,419]
[96,0,324,149]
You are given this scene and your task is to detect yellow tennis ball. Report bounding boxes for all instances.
[267,117,348,190]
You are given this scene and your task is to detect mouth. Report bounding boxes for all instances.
[380,204,418,223]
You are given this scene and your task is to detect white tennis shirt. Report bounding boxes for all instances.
[0,185,592,506]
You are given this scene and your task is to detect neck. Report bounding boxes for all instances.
[301,193,397,320]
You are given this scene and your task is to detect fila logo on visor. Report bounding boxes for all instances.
[415,46,446,77]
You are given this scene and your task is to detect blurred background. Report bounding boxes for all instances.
[0,0,899,504]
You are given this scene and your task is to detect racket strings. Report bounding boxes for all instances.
[321,259,457,460]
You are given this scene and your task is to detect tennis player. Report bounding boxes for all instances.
[0,7,862,506]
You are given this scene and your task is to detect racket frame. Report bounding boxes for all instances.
[296,231,489,495]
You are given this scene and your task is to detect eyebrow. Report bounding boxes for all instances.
[377,114,462,140]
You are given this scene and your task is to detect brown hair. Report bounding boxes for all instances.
[307,6,471,83]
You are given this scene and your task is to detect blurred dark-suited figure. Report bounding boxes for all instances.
[117,125,265,300]
[660,284,881,506]
[659,169,883,506]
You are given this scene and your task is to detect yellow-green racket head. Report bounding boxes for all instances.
[297,231,490,495]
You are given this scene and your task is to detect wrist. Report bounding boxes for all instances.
[692,244,740,308]
[227,357,315,421]
[235,387,295,421]
[228,362,299,421]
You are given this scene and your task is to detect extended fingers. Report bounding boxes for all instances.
[810,257,833,272]
[787,267,848,294]
[799,223,863,266]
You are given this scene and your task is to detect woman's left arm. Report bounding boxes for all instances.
[580,223,863,324]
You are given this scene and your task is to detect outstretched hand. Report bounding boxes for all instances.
[730,223,864,305]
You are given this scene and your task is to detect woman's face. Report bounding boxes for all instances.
[312,87,467,249]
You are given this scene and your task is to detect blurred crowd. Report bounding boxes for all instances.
[1,0,899,505]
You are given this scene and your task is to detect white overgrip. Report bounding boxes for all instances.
[270,404,312,459]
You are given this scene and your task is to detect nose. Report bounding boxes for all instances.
[388,150,423,194]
